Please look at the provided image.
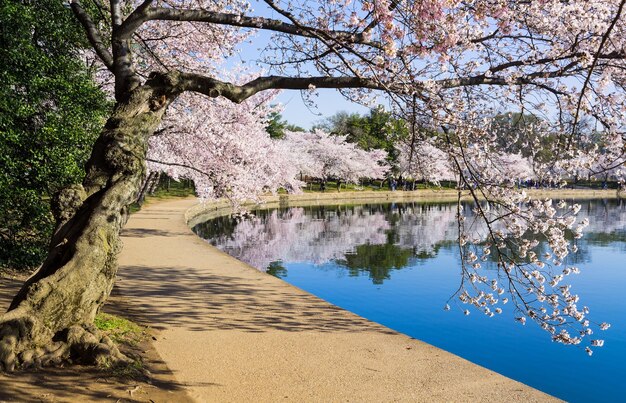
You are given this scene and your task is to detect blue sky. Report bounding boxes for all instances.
[275,90,370,129]
[232,33,372,129]
[222,0,373,129]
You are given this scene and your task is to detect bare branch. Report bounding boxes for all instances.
[173,73,396,103]
[109,0,122,28]
[119,7,381,49]
[569,0,626,146]
[146,158,214,179]
[70,0,114,70]
[164,70,568,105]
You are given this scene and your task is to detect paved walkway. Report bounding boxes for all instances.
[117,197,558,402]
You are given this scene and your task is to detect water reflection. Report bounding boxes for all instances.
[339,243,415,284]
[193,199,626,284]
[193,198,626,402]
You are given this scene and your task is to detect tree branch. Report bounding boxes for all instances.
[569,0,626,146]
[163,70,568,105]
[70,0,114,70]
[122,0,154,33]
[173,73,397,103]
[109,0,122,28]
[260,0,379,80]
[118,7,381,49]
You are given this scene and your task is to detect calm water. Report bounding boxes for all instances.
[193,199,626,402]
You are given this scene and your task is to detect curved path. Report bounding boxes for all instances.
[117,197,558,402]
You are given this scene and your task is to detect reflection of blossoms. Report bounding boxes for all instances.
[208,203,487,270]
[205,200,626,271]
[200,199,625,354]
[393,204,460,254]
[576,200,626,234]
[210,207,391,269]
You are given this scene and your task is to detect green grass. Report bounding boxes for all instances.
[94,312,145,346]
[109,359,146,379]
[94,312,150,379]
[150,184,196,199]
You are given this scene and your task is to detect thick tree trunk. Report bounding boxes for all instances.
[136,171,158,206]
[0,73,177,371]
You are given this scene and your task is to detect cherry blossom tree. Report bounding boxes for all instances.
[494,153,535,182]
[396,138,456,184]
[2,0,626,369]
[558,132,626,184]
[146,98,388,200]
[147,91,304,202]
[282,129,389,185]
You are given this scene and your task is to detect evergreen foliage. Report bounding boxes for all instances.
[265,110,305,139]
[314,108,408,173]
[0,0,109,269]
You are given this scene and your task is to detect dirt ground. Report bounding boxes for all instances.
[0,269,192,403]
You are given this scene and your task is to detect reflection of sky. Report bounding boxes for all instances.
[281,245,626,403]
[195,199,626,402]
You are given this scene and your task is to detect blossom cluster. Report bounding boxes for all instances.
[147,92,389,202]
[78,0,626,353]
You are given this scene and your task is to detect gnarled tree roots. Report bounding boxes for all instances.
[0,312,130,372]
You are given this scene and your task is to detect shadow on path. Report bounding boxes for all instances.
[115,265,394,334]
